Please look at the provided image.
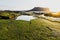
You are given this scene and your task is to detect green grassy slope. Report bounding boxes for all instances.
[0,18,60,40]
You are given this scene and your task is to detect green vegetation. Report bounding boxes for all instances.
[0,11,20,19]
[0,18,60,40]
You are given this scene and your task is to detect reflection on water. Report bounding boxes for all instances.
[52,18,60,21]
[16,15,60,21]
[16,15,36,21]
[41,15,60,21]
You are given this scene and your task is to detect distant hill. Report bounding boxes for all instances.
[26,7,50,12]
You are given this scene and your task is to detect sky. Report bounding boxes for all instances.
[0,0,60,12]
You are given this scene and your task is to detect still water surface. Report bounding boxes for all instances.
[16,15,36,21]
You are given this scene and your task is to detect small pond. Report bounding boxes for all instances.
[16,15,36,21]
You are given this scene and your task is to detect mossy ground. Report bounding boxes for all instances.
[0,18,60,40]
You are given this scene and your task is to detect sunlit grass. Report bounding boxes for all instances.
[0,18,60,40]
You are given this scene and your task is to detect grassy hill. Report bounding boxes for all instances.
[0,18,60,40]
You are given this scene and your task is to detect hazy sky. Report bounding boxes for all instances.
[0,0,60,12]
